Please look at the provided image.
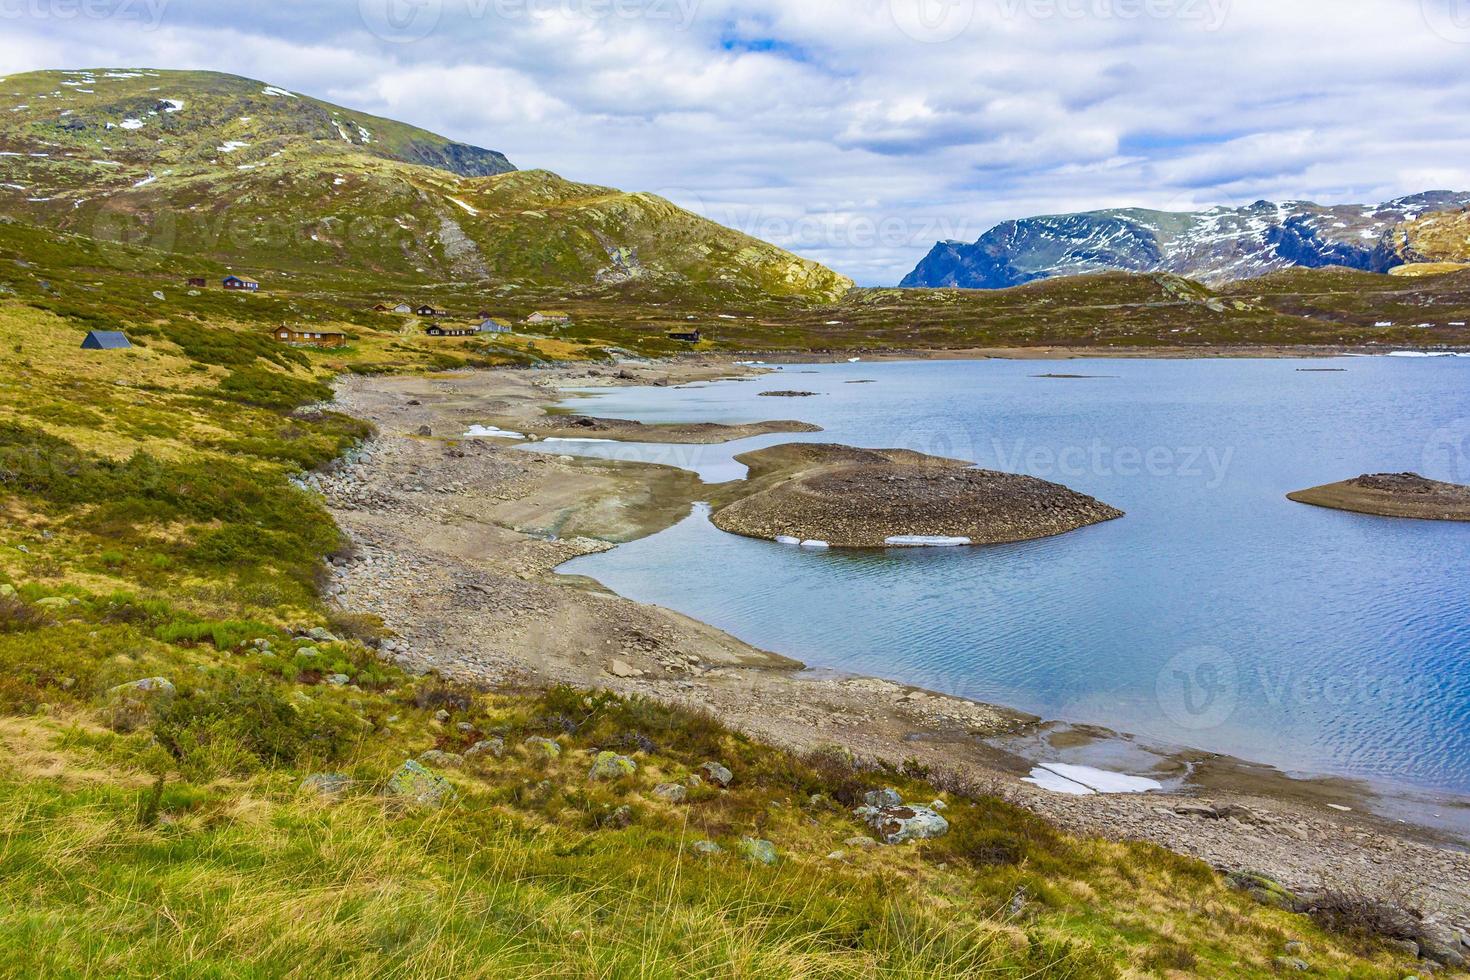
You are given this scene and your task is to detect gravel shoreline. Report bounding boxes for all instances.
[314,359,1470,932]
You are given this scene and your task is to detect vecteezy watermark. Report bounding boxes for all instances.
[0,0,168,26]
[889,0,977,42]
[1422,0,1470,43]
[996,0,1230,30]
[1423,418,1470,483]
[1156,646,1237,731]
[359,0,443,43]
[360,0,699,42]
[990,438,1235,488]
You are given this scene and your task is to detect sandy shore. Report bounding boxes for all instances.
[316,357,1470,925]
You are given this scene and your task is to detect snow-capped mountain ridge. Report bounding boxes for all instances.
[901,191,1470,289]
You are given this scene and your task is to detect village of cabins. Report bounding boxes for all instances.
[81,276,707,351]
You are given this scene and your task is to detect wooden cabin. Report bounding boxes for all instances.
[223,275,259,291]
[270,326,347,349]
[425,324,476,337]
[667,328,702,343]
[478,318,513,334]
[525,310,571,325]
[186,277,207,288]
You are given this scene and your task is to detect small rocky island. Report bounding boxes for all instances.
[1287,472,1470,521]
[710,443,1123,548]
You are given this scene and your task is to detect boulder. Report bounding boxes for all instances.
[418,749,463,767]
[1272,956,1309,972]
[103,677,176,732]
[305,627,340,643]
[300,773,352,800]
[699,761,733,788]
[653,782,687,803]
[589,751,637,780]
[35,597,70,609]
[607,659,640,678]
[739,838,779,865]
[385,759,455,808]
[863,787,902,808]
[1416,922,1466,967]
[843,836,878,849]
[1224,871,1301,911]
[464,737,505,762]
[855,804,950,844]
[0,584,16,598]
[524,736,562,759]
[690,840,722,855]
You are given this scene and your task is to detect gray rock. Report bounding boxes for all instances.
[524,736,562,759]
[296,646,321,658]
[1416,922,1466,967]
[433,709,450,723]
[418,749,463,767]
[1272,956,1309,972]
[306,627,340,643]
[653,782,687,803]
[326,673,351,686]
[739,838,779,865]
[699,761,733,788]
[0,584,16,598]
[464,737,505,762]
[300,773,352,800]
[856,804,950,844]
[843,835,878,849]
[1282,941,1309,957]
[588,751,637,780]
[103,677,176,732]
[385,759,455,808]
[690,840,722,855]
[863,788,902,808]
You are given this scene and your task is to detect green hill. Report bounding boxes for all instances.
[0,68,852,302]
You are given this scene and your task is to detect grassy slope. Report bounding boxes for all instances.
[0,212,1435,977]
[0,68,851,302]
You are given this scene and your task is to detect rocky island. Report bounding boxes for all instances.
[710,443,1124,548]
[1288,472,1470,521]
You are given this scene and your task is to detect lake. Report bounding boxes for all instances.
[531,356,1470,796]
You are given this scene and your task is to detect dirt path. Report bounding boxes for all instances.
[315,360,1470,930]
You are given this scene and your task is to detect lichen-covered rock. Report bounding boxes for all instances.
[739,838,779,865]
[418,749,463,767]
[863,788,902,808]
[0,584,16,598]
[699,761,733,787]
[103,677,175,732]
[691,840,722,855]
[855,804,949,844]
[1225,871,1302,912]
[589,751,637,780]
[300,773,352,800]
[385,759,455,808]
[653,782,687,803]
[524,736,562,759]
[464,737,505,762]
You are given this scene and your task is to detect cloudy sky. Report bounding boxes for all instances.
[4,0,1469,284]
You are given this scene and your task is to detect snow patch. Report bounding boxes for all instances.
[261,86,296,98]
[774,535,802,545]
[447,196,479,216]
[800,540,830,549]
[217,140,250,153]
[131,174,157,187]
[465,425,526,439]
[160,99,184,112]
[1024,763,1163,796]
[119,118,144,130]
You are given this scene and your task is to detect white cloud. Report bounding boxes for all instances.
[2,0,1468,284]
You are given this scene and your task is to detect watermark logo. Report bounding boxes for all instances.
[1156,646,1236,731]
[359,0,443,43]
[1423,418,1470,483]
[1422,0,1470,43]
[890,0,976,42]
[991,438,1234,488]
[0,0,169,27]
[996,0,1230,30]
[894,415,978,461]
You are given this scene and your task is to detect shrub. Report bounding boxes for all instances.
[0,596,50,634]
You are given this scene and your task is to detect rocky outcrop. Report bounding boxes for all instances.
[711,443,1122,548]
[1287,472,1470,521]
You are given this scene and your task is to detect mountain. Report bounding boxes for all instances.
[901,192,1470,289]
[0,68,851,301]
[1383,206,1470,270]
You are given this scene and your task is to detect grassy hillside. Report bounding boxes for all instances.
[0,68,852,302]
[0,209,1438,976]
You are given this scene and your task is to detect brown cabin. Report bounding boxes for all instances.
[371,303,392,312]
[270,326,347,349]
[667,328,702,343]
[223,275,260,291]
[186,277,207,288]
[425,324,477,337]
[415,304,451,317]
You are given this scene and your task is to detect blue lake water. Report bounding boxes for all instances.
[539,357,1470,796]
